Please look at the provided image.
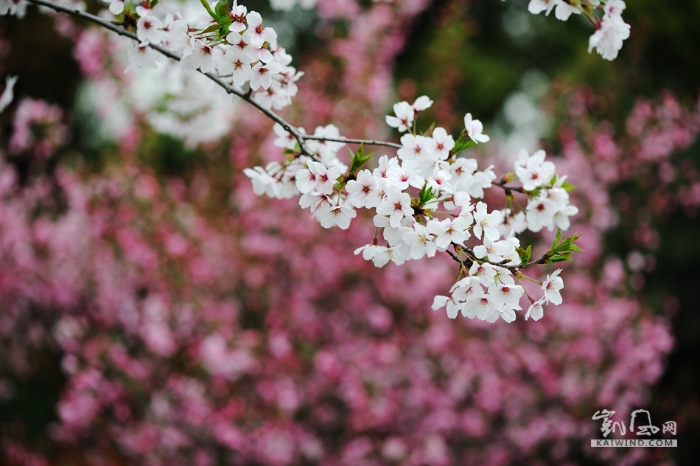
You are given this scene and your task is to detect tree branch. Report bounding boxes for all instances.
[302,135,402,150]
[24,0,404,159]
[493,179,526,194]
[448,242,550,272]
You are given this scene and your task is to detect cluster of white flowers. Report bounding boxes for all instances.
[433,265,564,323]
[528,0,630,61]
[510,149,579,232]
[244,123,346,200]
[245,97,580,323]
[122,1,302,111]
[588,0,630,61]
[7,0,591,323]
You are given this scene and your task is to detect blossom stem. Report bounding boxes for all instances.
[493,179,527,194]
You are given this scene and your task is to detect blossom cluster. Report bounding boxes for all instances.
[528,0,631,61]
[114,0,303,111]
[246,97,580,323]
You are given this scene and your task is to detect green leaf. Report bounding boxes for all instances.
[216,0,228,18]
[561,181,576,192]
[200,0,222,24]
[547,230,583,263]
[551,228,562,250]
[517,245,532,264]
[200,23,222,34]
[526,186,543,197]
[452,129,476,154]
[349,144,373,174]
[547,254,571,263]
[417,183,437,206]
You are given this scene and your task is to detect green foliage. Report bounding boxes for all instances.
[547,229,583,263]
[517,244,532,264]
[416,183,437,208]
[200,0,220,23]
[452,129,476,154]
[349,144,373,175]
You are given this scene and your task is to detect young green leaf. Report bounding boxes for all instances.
[349,144,373,174]
[200,0,222,24]
[452,129,476,154]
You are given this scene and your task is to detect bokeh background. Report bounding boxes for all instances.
[1,0,699,464]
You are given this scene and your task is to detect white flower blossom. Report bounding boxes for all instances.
[542,269,564,305]
[385,101,414,133]
[464,113,490,144]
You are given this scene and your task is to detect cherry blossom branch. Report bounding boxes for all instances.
[24,0,404,157]
[20,0,583,325]
[448,243,550,271]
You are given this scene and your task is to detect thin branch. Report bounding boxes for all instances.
[449,241,550,272]
[444,248,463,265]
[23,0,403,160]
[302,135,402,150]
[493,179,526,194]
[25,0,180,59]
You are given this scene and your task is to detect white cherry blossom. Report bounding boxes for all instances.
[137,15,166,45]
[542,269,564,305]
[295,161,342,195]
[246,11,277,48]
[401,224,438,260]
[464,113,490,143]
[526,195,558,232]
[472,201,502,241]
[428,127,454,160]
[346,170,378,208]
[411,95,433,112]
[397,134,431,161]
[432,295,461,319]
[385,101,414,133]
[427,217,471,249]
[317,201,356,230]
[525,298,546,321]
[218,48,253,87]
[376,187,413,228]
[250,61,283,90]
[181,39,215,73]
